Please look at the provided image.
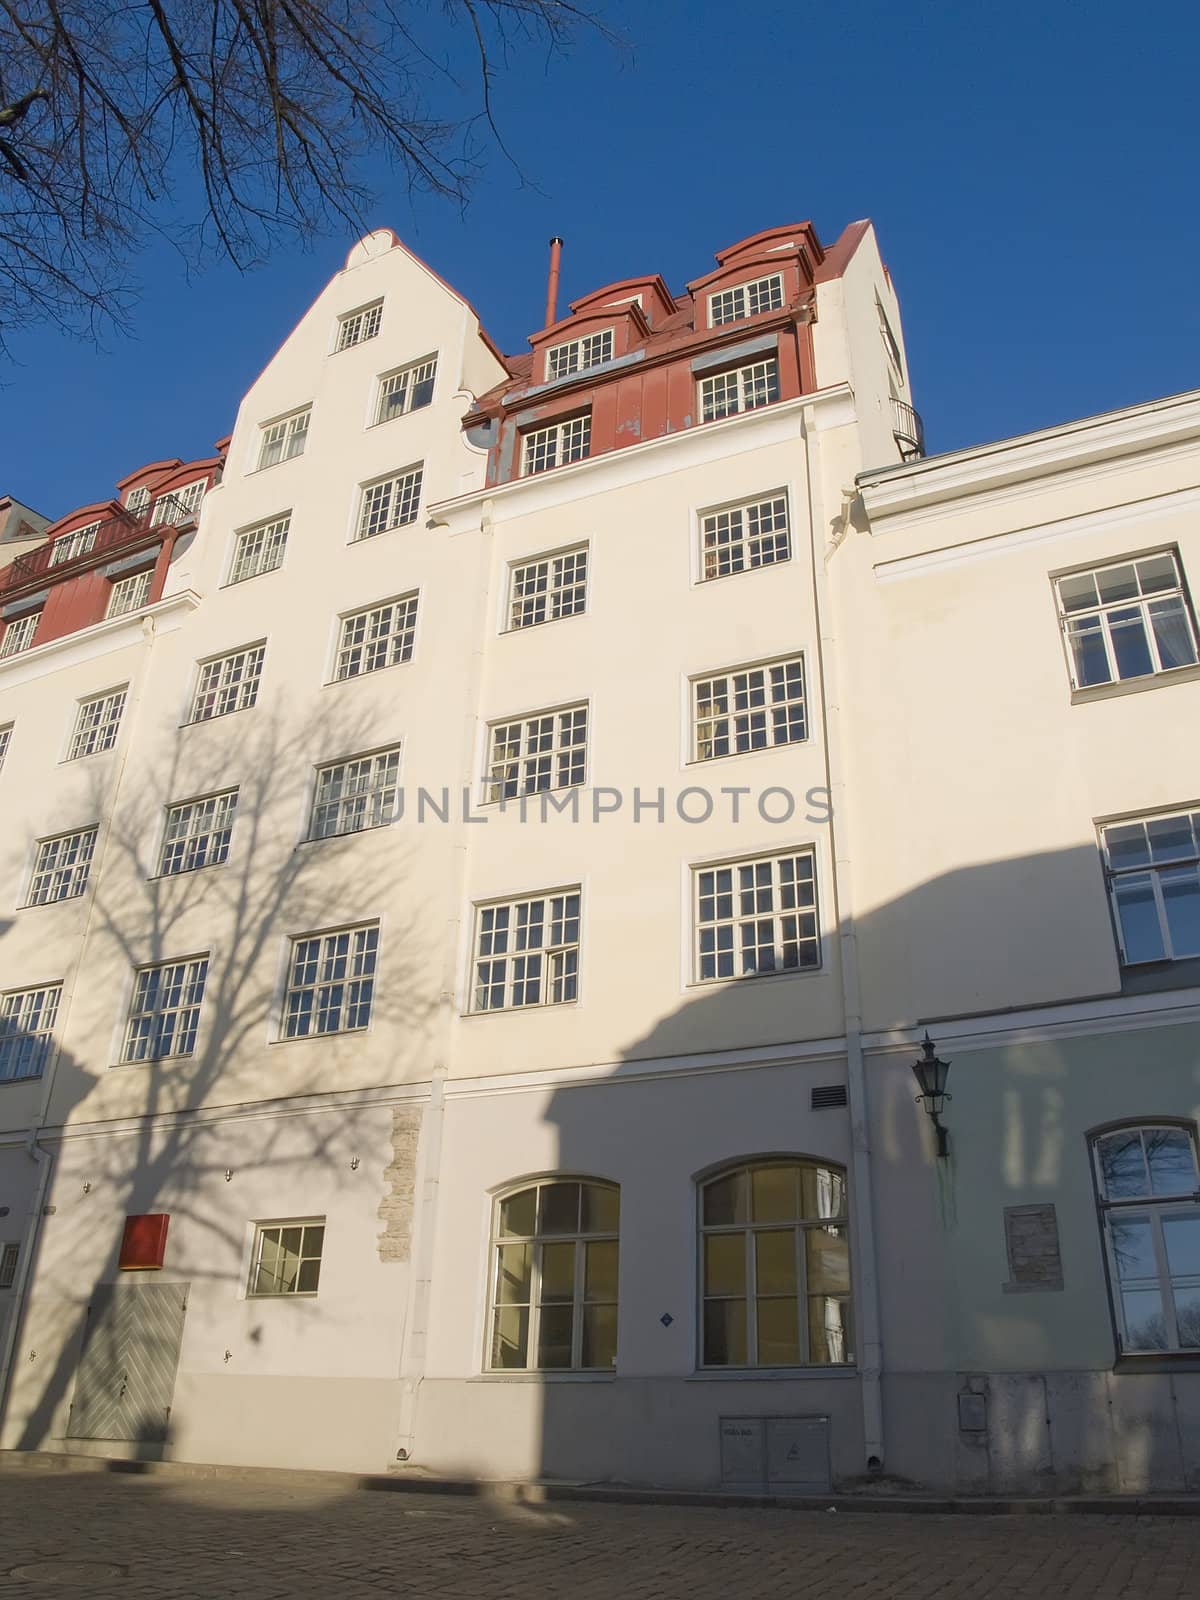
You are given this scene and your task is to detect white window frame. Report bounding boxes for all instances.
[228,515,290,585]
[699,1159,852,1368]
[354,465,423,542]
[49,521,101,566]
[158,790,239,877]
[0,1242,17,1290]
[0,612,39,658]
[545,327,614,381]
[247,1219,326,1297]
[708,273,785,328]
[335,300,383,351]
[280,923,379,1040]
[693,848,820,984]
[150,479,206,527]
[188,643,265,723]
[67,687,127,761]
[125,486,151,515]
[308,746,402,841]
[470,887,581,1013]
[106,569,153,619]
[332,593,418,682]
[698,358,781,423]
[691,655,807,762]
[698,491,790,582]
[1093,1124,1200,1354]
[506,545,588,631]
[1100,807,1200,966]
[374,355,438,425]
[487,1178,620,1372]
[0,724,11,772]
[1054,550,1199,690]
[26,826,98,906]
[256,407,311,471]
[522,414,591,476]
[121,955,209,1063]
[483,704,588,804]
[0,982,62,1082]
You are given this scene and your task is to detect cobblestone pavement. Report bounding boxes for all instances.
[0,1469,1197,1599]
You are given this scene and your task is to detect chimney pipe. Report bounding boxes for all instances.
[544,237,564,329]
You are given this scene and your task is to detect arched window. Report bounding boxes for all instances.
[700,1160,851,1368]
[488,1178,619,1372]
[1093,1124,1200,1354]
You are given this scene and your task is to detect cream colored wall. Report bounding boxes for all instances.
[845,435,1200,1028]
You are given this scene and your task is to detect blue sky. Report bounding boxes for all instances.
[4,0,1198,519]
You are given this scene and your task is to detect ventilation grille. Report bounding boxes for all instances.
[811,1084,848,1110]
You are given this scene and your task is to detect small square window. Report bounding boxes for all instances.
[708,273,785,328]
[699,359,781,422]
[0,983,62,1082]
[159,791,238,876]
[545,328,614,380]
[484,705,587,803]
[522,415,591,476]
[68,688,127,760]
[355,466,423,541]
[248,1220,325,1296]
[308,748,402,840]
[0,612,40,658]
[336,302,383,351]
[122,956,208,1062]
[282,925,378,1038]
[471,889,581,1012]
[333,595,418,681]
[106,570,153,619]
[1056,551,1198,690]
[375,356,437,423]
[229,516,290,584]
[189,645,265,722]
[694,850,820,983]
[699,493,790,581]
[27,826,98,906]
[507,546,588,630]
[257,409,311,470]
[125,486,151,515]
[692,656,806,760]
[1101,808,1200,966]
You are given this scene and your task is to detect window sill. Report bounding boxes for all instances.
[1118,956,1200,997]
[1113,1353,1200,1374]
[687,1365,857,1381]
[469,1371,615,1384]
[686,967,822,994]
[460,1001,581,1021]
[0,1073,45,1088]
[1070,663,1200,705]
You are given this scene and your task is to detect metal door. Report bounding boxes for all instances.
[67,1282,188,1441]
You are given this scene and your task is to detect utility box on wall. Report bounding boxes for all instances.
[118,1213,170,1271]
[719,1415,831,1493]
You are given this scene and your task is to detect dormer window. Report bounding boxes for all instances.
[49,521,100,566]
[336,301,383,351]
[546,329,613,381]
[709,273,784,328]
[125,486,151,515]
[151,478,207,527]
[522,414,591,476]
[699,358,780,423]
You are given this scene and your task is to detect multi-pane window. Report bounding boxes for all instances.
[0,612,39,658]
[700,493,790,581]
[189,644,265,722]
[508,547,588,630]
[336,301,383,350]
[1101,809,1200,966]
[709,273,785,328]
[485,705,587,803]
[334,594,418,681]
[150,479,207,526]
[489,1179,619,1371]
[472,889,581,1012]
[546,328,614,380]
[125,486,151,515]
[701,1160,852,1367]
[308,748,401,840]
[355,466,423,540]
[522,414,591,475]
[158,791,238,876]
[693,657,806,761]
[699,358,781,422]
[0,724,11,772]
[122,956,209,1062]
[248,1220,325,1296]
[1094,1125,1200,1354]
[282,924,378,1038]
[1055,552,1198,689]
[49,521,100,566]
[229,515,289,584]
[0,983,62,1082]
[67,687,127,760]
[26,827,97,906]
[375,356,437,424]
[257,408,311,470]
[0,1243,17,1290]
[695,850,820,982]
[106,569,152,618]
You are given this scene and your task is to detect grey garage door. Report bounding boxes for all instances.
[66,1282,189,1442]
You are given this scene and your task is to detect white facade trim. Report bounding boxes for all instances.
[0,591,199,689]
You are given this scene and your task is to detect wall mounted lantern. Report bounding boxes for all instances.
[912,1032,951,1157]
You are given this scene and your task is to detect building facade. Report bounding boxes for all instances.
[0,221,1196,1494]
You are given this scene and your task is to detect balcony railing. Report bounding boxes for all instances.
[891,398,926,462]
[0,494,198,596]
